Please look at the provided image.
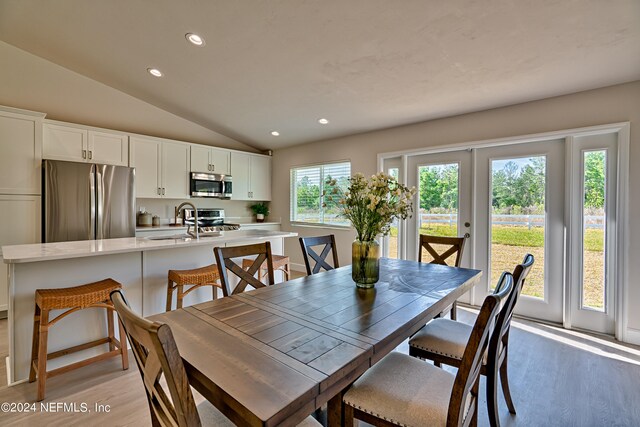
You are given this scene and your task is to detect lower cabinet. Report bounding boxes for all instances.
[0,195,41,312]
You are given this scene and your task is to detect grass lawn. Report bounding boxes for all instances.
[388,224,605,308]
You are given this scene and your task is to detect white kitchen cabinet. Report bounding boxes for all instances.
[43,122,128,166]
[0,107,44,195]
[130,136,190,199]
[190,145,230,175]
[0,195,41,312]
[230,152,271,201]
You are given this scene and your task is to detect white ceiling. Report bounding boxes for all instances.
[1,0,639,150]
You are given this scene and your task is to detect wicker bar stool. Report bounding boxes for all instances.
[242,254,290,283]
[166,265,222,312]
[29,278,129,401]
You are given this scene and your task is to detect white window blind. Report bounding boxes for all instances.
[290,161,351,226]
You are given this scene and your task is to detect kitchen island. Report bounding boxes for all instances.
[2,229,297,385]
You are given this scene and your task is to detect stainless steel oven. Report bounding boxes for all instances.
[190,173,232,198]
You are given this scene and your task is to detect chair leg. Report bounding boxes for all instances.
[284,263,290,281]
[118,315,129,370]
[107,307,115,351]
[434,361,441,367]
[166,279,174,312]
[451,301,457,320]
[36,309,49,401]
[344,403,355,427]
[487,363,501,427]
[29,304,41,383]
[500,353,517,414]
[176,285,184,309]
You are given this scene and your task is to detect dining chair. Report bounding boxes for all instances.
[409,254,535,427]
[110,289,234,426]
[342,272,513,427]
[214,242,275,296]
[299,235,340,275]
[111,290,323,427]
[418,234,467,320]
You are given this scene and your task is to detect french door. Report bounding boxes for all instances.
[474,140,565,322]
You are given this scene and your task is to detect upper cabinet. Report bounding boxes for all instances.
[190,145,230,175]
[230,152,271,201]
[0,107,44,195]
[43,122,128,166]
[130,136,190,199]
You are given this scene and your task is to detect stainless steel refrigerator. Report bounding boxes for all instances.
[43,160,136,242]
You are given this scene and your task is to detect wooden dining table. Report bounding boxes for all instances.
[150,257,482,427]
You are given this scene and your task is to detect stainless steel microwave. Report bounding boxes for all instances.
[190,173,232,198]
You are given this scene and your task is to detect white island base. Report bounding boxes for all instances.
[2,230,297,385]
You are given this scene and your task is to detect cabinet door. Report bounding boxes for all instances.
[250,155,272,201]
[162,141,190,199]
[210,148,231,175]
[43,123,87,162]
[88,131,128,166]
[0,113,41,194]
[230,152,250,200]
[190,145,210,173]
[130,137,161,198]
[0,195,41,311]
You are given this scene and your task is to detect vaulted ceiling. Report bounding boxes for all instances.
[1,0,638,150]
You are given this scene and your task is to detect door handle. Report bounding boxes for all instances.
[208,164,211,171]
[162,188,165,195]
[83,150,87,159]
[88,150,92,160]
[157,187,161,195]
[464,232,471,238]
[211,164,214,171]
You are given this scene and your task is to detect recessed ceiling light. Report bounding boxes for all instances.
[271,131,280,136]
[318,118,329,124]
[186,33,205,46]
[147,68,163,77]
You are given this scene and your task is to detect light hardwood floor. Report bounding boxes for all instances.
[1,307,639,426]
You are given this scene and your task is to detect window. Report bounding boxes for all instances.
[290,161,351,226]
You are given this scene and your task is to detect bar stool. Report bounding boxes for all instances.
[29,278,129,401]
[166,265,222,311]
[242,254,290,283]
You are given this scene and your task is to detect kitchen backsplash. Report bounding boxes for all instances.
[136,198,257,221]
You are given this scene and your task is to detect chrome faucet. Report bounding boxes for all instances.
[176,202,199,239]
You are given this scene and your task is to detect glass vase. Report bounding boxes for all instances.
[352,239,380,288]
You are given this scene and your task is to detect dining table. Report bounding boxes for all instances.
[150,257,482,427]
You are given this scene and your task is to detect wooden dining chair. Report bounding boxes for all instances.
[299,235,339,275]
[409,254,535,427]
[419,234,467,319]
[214,242,275,297]
[342,272,513,427]
[110,290,234,427]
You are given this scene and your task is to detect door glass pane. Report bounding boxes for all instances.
[490,157,546,298]
[418,163,459,263]
[387,167,399,259]
[582,150,606,310]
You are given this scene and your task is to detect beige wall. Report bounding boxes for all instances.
[0,41,256,152]
[272,81,640,332]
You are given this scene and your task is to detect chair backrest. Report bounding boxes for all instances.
[419,234,466,267]
[447,272,513,427]
[299,235,340,275]
[110,290,201,427]
[488,254,535,359]
[214,242,275,296]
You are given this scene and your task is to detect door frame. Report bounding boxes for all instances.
[378,122,630,341]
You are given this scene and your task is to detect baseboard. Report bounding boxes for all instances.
[625,328,640,346]
[290,262,307,273]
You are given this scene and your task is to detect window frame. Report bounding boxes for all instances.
[290,160,352,229]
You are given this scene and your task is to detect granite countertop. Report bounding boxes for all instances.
[2,230,298,264]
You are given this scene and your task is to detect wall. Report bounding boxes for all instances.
[136,198,263,223]
[272,81,640,334]
[0,41,257,152]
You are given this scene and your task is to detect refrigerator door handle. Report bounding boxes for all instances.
[90,165,97,240]
[96,166,104,240]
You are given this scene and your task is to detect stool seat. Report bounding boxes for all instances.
[35,279,122,310]
[166,265,222,312]
[30,278,128,401]
[242,254,290,283]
